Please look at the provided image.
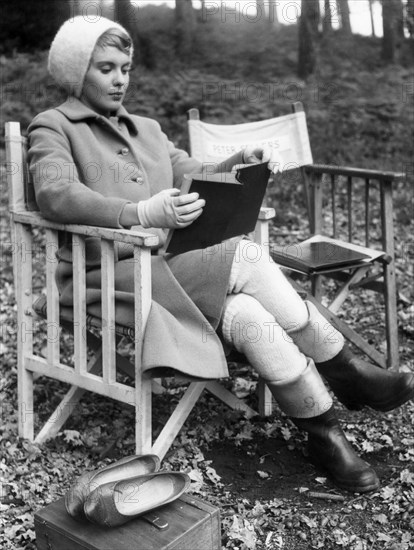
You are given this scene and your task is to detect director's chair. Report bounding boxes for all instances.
[188,102,403,371]
[5,121,275,459]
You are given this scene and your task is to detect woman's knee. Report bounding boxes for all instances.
[229,239,280,293]
[222,294,274,347]
[235,240,267,264]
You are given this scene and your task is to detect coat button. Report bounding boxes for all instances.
[120,147,129,155]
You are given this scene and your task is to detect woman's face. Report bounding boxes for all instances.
[80,45,131,117]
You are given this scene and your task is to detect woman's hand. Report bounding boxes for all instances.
[242,146,283,174]
[137,188,205,229]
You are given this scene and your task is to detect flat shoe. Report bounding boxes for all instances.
[84,471,191,527]
[65,454,160,520]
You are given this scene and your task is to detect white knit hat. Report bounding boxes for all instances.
[48,16,133,98]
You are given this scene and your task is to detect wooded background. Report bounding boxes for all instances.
[1,0,413,175]
[1,0,413,71]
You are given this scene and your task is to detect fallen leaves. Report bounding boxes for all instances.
[61,429,83,447]
[226,514,257,550]
[373,512,388,524]
[187,469,204,493]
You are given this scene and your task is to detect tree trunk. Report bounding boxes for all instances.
[175,0,195,61]
[256,0,266,22]
[114,0,139,38]
[407,0,414,38]
[198,0,206,22]
[368,0,376,37]
[337,0,352,34]
[394,0,405,38]
[298,0,317,79]
[323,0,333,34]
[114,0,154,68]
[382,0,396,62]
[269,0,281,28]
[308,0,321,34]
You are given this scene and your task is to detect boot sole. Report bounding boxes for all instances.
[309,455,380,494]
[330,477,380,494]
[367,383,414,412]
[334,383,414,413]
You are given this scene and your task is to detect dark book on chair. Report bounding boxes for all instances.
[271,240,371,274]
[165,162,271,255]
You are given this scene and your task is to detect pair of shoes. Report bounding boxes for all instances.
[84,471,191,528]
[65,454,190,527]
[65,454,161,520]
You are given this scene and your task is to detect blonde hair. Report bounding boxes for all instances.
[95,28,133,55]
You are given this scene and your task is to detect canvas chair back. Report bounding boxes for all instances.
[188,107,313,170]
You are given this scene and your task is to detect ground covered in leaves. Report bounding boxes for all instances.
[1,15,414,550]
[1,364,414,550]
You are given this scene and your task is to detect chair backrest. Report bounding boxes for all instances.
[188,102,313,170]
[6,122,37,213]
[6,122,27,212]
[302,165,403,250]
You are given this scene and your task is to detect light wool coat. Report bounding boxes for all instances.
[28,98,243,379]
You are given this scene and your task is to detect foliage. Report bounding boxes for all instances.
[0,0,71,54]
[1,25,412,172]
[1,17,414,550]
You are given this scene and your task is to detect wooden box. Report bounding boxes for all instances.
[34,494,221,550]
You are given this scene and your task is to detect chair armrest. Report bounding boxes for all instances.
[11,210,159,248]
[305,164,405,183]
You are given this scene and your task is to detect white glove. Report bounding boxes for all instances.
[137,188,205,229]
[242,145,283,174]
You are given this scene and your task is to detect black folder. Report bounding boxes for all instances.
[165,162,271,255]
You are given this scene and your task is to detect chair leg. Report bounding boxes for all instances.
[295,288,387,369]
[380,179,399,370]
[35,385,86,445]
[151,382,208,460]
[34,350,103,445]
[135,374,153,456]
[328,266,370,314]
[205,380,257,418]
[18,361,34,441]
[16,224,35,441]
[384,262,399,370]
[258,378,273,417]
[311,274,323,301]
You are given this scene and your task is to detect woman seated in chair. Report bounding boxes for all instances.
[28,16,414,495]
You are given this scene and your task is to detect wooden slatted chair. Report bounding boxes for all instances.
[187,102,403,371]
[5,121,275,459]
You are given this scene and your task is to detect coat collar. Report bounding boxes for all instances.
[56,97,139,135]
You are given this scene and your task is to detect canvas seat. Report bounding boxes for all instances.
[5,121,275,460]
[187,102,403,371]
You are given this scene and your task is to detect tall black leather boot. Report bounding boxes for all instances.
[292,407,380,493]
[267,360,380,493]
[316,345,414,412]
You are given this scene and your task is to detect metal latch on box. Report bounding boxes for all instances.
[142,512,169,530]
